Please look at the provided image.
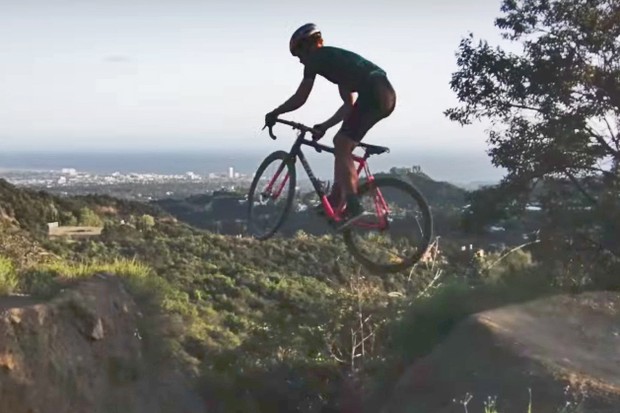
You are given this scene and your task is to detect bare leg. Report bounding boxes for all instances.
[333,131,359,200]
[327,181,342,208]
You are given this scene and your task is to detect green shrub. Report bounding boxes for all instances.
[78,207,103,227]
[0,256,17,294]
[18,267,60,297]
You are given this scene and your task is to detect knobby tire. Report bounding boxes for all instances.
[247,150,296,240]
[342,177,433,273]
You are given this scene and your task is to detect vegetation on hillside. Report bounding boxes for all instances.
[0,170,608,411]
[446,0,620,281]
[0,0,617,411]
[0,177,434,410]
[153,166,472,240]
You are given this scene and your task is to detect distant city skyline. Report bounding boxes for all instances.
[0,148,505,184]
[1,0,508,157]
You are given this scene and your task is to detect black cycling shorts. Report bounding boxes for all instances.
[340,72,396,142]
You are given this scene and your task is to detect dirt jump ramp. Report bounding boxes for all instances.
[0,274,204,413]
[382,291,620,413]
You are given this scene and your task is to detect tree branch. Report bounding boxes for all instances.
[482,239,541,271]
[564,171,599,206]
[577,233,620,260]
[603,116,619,149]
[585,126,620,158]
[581,165,617,179]
[507,103,544,113]
[327,342,346,364]
[416,269,444,299]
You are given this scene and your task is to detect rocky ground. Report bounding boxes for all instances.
[0,274,203,413]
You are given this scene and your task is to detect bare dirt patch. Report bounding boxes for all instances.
[382,291,620,413]
[0,275,204,413]
[48,225,103,239]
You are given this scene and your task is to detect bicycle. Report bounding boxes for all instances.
[247,118,433,273]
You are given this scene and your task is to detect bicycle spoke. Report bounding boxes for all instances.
[247,151,296,240]
[343,177,433,273]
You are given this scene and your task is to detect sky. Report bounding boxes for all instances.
[0,0,507,157]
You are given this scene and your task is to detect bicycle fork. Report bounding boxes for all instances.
[262,162,289,200]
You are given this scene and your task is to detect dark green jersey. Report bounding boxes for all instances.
[302,46,386,92]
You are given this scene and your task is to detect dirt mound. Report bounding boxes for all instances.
[382,291,620,413]
[0,274,204,413]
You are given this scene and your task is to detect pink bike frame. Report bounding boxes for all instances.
[263,151,391,230]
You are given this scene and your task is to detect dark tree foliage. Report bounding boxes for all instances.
[446,0,620,263]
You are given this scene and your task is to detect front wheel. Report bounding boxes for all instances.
[342,177,433,273]
[247,150,297,240]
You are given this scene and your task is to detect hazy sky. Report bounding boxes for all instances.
[1,0,507,154]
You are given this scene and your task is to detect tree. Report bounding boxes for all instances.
[446,0,620,264]
[59,211,78,226]
[137,214,156,231]
[78,207,103,227]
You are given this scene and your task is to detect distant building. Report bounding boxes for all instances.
[229,167,234,179]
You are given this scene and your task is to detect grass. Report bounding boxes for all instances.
[0,256,17,294]
[459,388,596,413]
[480,392,531,413]
[15,257,152,298]
[34,258,151,280]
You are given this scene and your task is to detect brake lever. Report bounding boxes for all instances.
[262,123,277,140]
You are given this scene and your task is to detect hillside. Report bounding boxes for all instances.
[153,166,468,237]
[0,178,437,411]
[0,178,617,412]
[379,166,467,211]
[2,0,618,410]
[0,179,163,234]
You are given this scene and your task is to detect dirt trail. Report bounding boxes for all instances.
[382,291,620,413]
[0,274,204,413]
[0,296,41,311]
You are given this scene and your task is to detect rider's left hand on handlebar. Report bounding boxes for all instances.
[312,123,327,140]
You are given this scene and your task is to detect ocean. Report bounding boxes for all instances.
[0,149,504,186]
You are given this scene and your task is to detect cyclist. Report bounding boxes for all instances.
[265,23,396,229]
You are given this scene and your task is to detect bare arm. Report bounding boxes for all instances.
[321,85,356,129]
[272,77,315,115]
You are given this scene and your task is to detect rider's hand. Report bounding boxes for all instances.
[312,123,327,141]
[265,111,278,128]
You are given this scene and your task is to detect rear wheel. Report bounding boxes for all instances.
[247,150,296,240]
[342,177,433,273]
